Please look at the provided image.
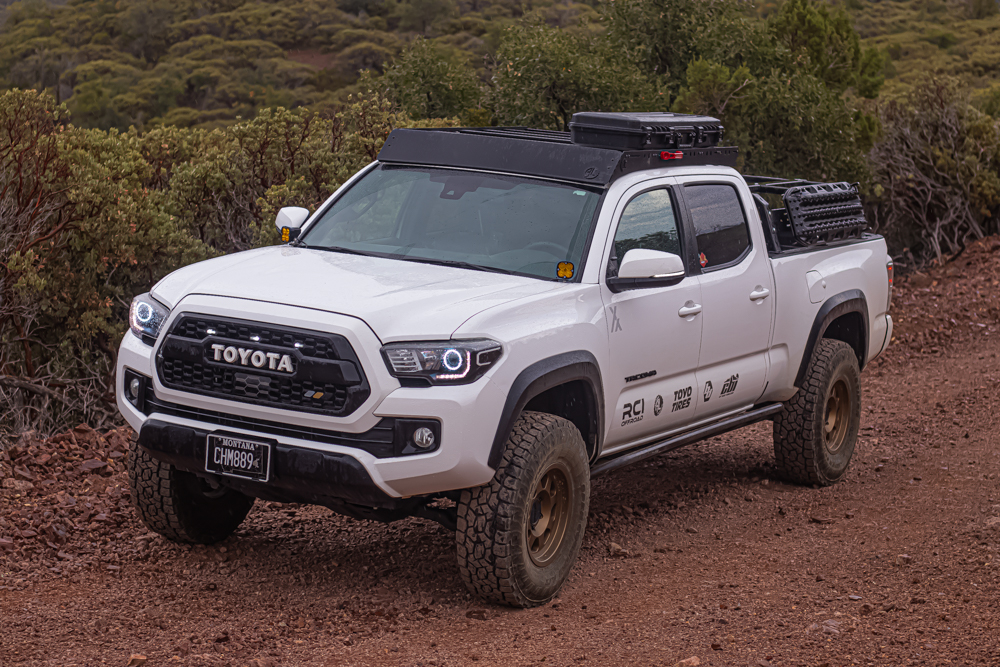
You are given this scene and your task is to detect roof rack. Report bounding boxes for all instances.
[448,127,574,144]
[378,113,739,187]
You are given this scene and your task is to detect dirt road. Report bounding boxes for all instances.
[3,241,1000,667]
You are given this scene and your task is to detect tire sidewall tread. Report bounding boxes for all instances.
[773,339,862,486]
[456,411,590,608]
[128,445,254,544]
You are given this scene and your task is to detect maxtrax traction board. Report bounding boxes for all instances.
[783,182,867,244]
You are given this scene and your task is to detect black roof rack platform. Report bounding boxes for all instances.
[378,113,737,187]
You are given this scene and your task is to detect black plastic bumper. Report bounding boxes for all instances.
[138,419,398,509]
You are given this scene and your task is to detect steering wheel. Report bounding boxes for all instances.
[524,241,567,256]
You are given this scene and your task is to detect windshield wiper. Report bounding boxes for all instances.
[300,244,519,276]
[299,244,381,258]
[395,256,518,276]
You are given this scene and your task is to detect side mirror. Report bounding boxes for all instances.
[275,207,310,242]
[608,249,686,293]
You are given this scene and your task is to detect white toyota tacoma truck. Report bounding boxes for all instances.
[117,113,892,607]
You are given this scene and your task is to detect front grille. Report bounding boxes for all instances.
[157,314,371,417]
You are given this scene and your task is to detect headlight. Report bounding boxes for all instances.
[129,293,170,344]
[381,339,502,385]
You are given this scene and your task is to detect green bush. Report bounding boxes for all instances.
[0,85,444,436]
[673,60,876,183]
[382,37,483,120]
[490,18,662,130]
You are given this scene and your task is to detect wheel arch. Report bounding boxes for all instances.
[794,289,869,389]
[488,351,604,468]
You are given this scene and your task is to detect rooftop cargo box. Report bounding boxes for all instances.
[568,112,724,151]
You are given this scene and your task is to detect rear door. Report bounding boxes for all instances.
[675,176,774,419]
[600,179,704,454]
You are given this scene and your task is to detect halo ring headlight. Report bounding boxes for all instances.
[381,339,502,385]
[135,302,154,324]
[442,348,464,372]
[128,293,170,344]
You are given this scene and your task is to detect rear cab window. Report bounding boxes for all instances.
[684,183,751,270]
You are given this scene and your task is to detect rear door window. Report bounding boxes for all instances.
[685,184,751,270]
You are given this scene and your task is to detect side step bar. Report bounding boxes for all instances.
[590,403,784,477]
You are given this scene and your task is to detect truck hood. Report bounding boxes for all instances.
[151,246,562,341]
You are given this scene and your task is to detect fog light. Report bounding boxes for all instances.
[412,427,435,449]
[129,378,141,399]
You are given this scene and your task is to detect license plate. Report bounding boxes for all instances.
[205,434,271,482]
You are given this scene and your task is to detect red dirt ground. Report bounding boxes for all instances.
[3,239,1000,667]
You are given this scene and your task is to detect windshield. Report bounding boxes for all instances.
[300,165,602,281]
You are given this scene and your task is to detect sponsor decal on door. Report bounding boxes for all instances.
[671,386,692,412]
[621,399,645,426]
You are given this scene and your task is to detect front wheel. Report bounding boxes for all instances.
[456,411,590,608]
[773,338,862,486]
[128,444,255,544]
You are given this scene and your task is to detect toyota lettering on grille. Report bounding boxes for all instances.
[210,344,295,373]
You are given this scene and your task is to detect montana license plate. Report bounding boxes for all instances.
[205,434,271,482]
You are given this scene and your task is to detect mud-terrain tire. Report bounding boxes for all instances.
[773,338,862,486]
[128,444,254,544]
[456,411,590,608]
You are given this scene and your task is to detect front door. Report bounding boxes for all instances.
[601,181,704,454]
[676,177,774,419]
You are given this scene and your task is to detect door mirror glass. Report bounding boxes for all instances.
[618,249,685,279]
[275,206,310,242]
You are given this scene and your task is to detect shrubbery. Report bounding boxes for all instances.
[2,0,999,436]
[870,77,1000,265]
[0,86,446,437]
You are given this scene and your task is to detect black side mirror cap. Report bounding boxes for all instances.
[606,274,685,293]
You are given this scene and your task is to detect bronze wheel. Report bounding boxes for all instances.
[526,464,572,567]
[773,339,862,486]
[823,378,852,453]
[456,411,590,607]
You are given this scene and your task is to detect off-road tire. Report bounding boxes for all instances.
[773,338,862,486]
[128,444,254,544]
[456,411,590,608]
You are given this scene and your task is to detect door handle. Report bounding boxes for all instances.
[678,302,703,318]
[749,286,771,301]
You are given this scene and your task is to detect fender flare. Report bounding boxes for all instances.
[488,350,604,469]
[795,289,869,388]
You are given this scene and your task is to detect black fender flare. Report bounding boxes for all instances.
[488,350,604,469]
[795,289,869,388]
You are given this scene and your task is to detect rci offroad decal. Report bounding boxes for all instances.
[621,398,645,426]
[721,374,739,397]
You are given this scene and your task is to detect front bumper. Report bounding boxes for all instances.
[117,295,507,499]
[138,419,395,507]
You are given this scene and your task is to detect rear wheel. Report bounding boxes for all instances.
[456,411,590,608]
[128,445,254,544]
[773,338,862,486]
